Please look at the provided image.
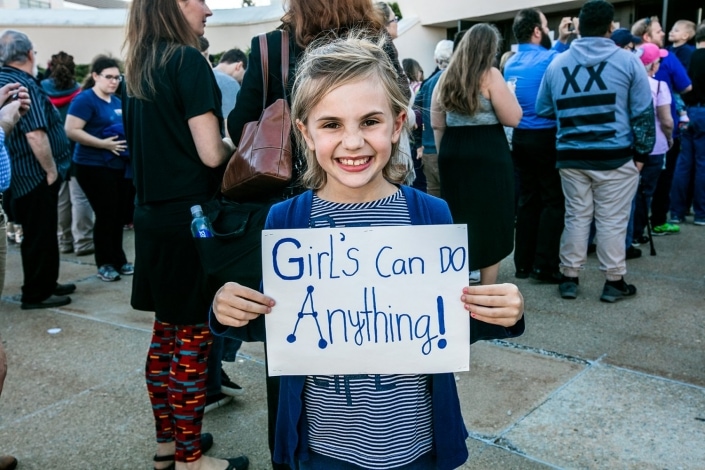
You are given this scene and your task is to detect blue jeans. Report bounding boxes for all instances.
[626,154,665,245]
[670,106,705,220]
[299,451,435,470]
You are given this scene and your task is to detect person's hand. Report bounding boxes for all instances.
[635,161,644,172]
[667,137,674,149]
[0,83,22,108]
[557,17,575,42]
[212,282,275,328]
[0,100,22,129]
[101,135,127,155]
[46,167,58,186]
[416,146,423,160]
[460,283,524,328]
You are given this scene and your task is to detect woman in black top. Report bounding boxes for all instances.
[123,0,245,468]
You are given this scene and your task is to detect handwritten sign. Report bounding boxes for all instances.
[262,225,470,376]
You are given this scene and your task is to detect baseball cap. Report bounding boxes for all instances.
[611,28,643,48]
[639,43,668,66]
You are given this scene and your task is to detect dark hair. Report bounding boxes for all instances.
[219,48,248,69]
[281,0,384,48]
[198,36,209,53]
[401,58,423,83]
[513,8,543,44]
[48,51,76,91]
[578,0,614,37]
[453,29,467,52]
[83,55,121,90]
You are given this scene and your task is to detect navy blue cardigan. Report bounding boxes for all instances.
[210,186,525,469]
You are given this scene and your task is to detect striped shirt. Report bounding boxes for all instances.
[304,190,433,469]
[0,127,10,192]
[0,66,71,197]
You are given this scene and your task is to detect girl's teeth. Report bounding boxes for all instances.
[340,158,369,166]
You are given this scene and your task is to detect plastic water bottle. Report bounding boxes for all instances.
[190,205,214,238]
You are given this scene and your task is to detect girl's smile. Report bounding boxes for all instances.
[297,77,405,203]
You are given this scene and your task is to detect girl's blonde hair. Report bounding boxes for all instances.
[291,33,412,190]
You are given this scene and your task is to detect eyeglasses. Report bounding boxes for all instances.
[387,16,399,25]
[99,74,123,82]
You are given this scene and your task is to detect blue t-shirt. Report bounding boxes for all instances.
[67,89,125,169]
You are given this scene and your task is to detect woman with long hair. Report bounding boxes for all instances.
[431,24,522,285]
[64,56,132,283]
[123,0,246,468]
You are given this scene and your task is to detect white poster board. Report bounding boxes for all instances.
[262,225,470,376]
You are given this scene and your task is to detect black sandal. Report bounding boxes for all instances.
[152,433,214,469]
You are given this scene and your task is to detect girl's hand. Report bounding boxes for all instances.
[460,283,524,328]
[212,282,275,328]
[101,135,127,155]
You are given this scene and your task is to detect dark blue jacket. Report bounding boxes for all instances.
[211,185,525,469]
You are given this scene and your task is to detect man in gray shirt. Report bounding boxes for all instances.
[213,49,247,125]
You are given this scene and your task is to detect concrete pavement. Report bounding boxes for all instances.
[1,220,704,469]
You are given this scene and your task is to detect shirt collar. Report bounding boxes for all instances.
[517,43,550,52]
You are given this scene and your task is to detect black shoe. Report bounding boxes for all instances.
[204,392,233,413]
[75,247,95,256]
[632,235,650,246]
[53,283,76,296]
[21,295,71,310]
[515,268,531,279]
[600,279,637,303]
[221,371,244,397]
[530,269,563,284]
[625,246,642,260]
[225,456,249,470]
[558,276,579,299]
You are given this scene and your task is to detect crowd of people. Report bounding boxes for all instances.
[0,0,703,468]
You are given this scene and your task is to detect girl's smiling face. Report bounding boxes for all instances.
[297,77,405,203]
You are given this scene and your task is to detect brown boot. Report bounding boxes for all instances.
[0,455,17,470]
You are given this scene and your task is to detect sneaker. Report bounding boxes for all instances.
[694,219,705,226]
[651,223,680,236]
[119,263,135,275]
[75,247,95,256]
[669,215,685,224]
[468,270,481,284]
[204,392,233,414]
[97,265,121,282]
[558,276,579,299]
[221,371,244,397]
[59,245,74,254]
[224,456,249,470]
[600,278,637,303]
[625,246,642,260]
[632,235,650,247]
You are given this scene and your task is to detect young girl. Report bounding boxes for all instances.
[211,35,525,470]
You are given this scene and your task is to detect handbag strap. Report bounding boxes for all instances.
[257,30,290,109]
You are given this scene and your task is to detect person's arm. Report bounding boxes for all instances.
[64,115,126,155]
[486,68,522,127]
[187,112,234,168]
[555,17,574,46]
[657,104,674,146]
[0,83,30,135]
[25,129,58,185]
[430,82,446,151]
[0,340,6,397]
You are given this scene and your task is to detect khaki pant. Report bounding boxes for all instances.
[57,178,94,252]
[559,162,639,280]
[422,153,440,197]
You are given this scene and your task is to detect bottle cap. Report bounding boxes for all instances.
[190,205,203,217]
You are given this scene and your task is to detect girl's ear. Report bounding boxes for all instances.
[296,119,316,151]
[390,110,406,144]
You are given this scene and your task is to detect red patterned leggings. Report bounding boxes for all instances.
[145,320,212,462]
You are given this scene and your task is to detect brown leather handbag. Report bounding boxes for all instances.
[221,30,292,201]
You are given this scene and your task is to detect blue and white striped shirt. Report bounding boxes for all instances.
[0,66,71,197]
[0,127,11,192]
[304,190,433,469]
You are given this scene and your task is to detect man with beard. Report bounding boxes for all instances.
[0,30,74,309]
[503,9,574,282]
